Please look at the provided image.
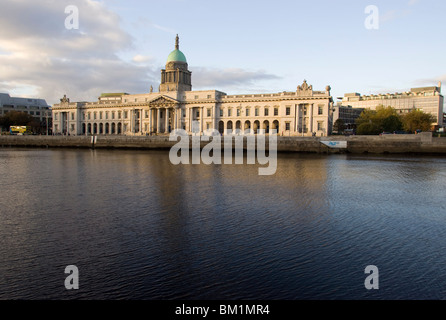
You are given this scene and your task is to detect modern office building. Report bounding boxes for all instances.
[341,84,444,129]
[332,104,364,130]
[0,93,52,132]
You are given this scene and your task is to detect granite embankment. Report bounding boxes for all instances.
[0,132,445,154]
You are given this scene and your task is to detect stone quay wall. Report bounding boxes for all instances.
[0,133,445,154]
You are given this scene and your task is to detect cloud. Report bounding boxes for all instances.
[0,0,158,105]
[408,0,420,6]
[381,10,398,23]
[152,23,176,35]
[192,67,281,91]
[412,75,446,87]
[132,54,154,64]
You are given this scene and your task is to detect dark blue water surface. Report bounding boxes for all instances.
[0,148,445,300]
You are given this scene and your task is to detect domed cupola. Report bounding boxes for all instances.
[167,35,187,63]
[160,35,192,92]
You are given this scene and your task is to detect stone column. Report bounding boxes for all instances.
[309,104,314,135]
[200,107,204,134]
[174,108,177,131]
[148,108,152,134]
[189,107,193,133]
[165,108,170,133]
[151,109,156,133]
[156,108,161,134]
[140,109,143,134]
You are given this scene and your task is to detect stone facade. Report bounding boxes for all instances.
[52,36,334,137]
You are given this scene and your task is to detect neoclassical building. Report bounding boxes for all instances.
[52,36,334,136]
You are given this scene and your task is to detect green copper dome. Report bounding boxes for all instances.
[167,34,187,63]
[167,49,187,63]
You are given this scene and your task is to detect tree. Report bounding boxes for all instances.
[333,119,346,133]
[402,110,435,132]
[356,122,381,135]
[0,111,35,131]
[355,105,403,134]
[382,115,403,133]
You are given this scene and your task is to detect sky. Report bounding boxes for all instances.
[0,0,445,106]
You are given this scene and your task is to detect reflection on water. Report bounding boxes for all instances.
[0,149,445,300]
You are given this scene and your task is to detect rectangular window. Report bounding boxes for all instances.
[145,111,149,118]
[286,107,291,116]
[36,111,41,116]
[318,121,324,131]
[207,95,211,99]
[207,109,211,117]
[94,112,97,120]
[82,112,86,120]
[228,109,232,117]
[124,111,128,119]
[246,108,250,117]
[105,112,109,120]
[118,111,122,119]
[182,110,186,118]
[264,108,269,116]
[206,123,210,130]
[255,108,259,116]
[71,113,74,120]
[318,106,324,115]
[99,112,103,120]
[112,112,115,119]
[87,113,91,120]
[237,109,240,117]
[29,111,34,115]
[285,122,290,131]
[274,108,278,116]
[220,109,223,117]
[195,95,199,100]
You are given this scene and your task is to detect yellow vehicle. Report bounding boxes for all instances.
[10,126,32,135]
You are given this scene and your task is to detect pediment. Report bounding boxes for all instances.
[148,95,180,106]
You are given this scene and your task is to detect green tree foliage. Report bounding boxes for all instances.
[0,111,36,131]
[356,122,381,135]
[355,106,403,135]
[382,115,403,133]
[402,110,435,132]
[333,119,346,133]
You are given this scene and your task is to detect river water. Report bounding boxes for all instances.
[0,148,445,300]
